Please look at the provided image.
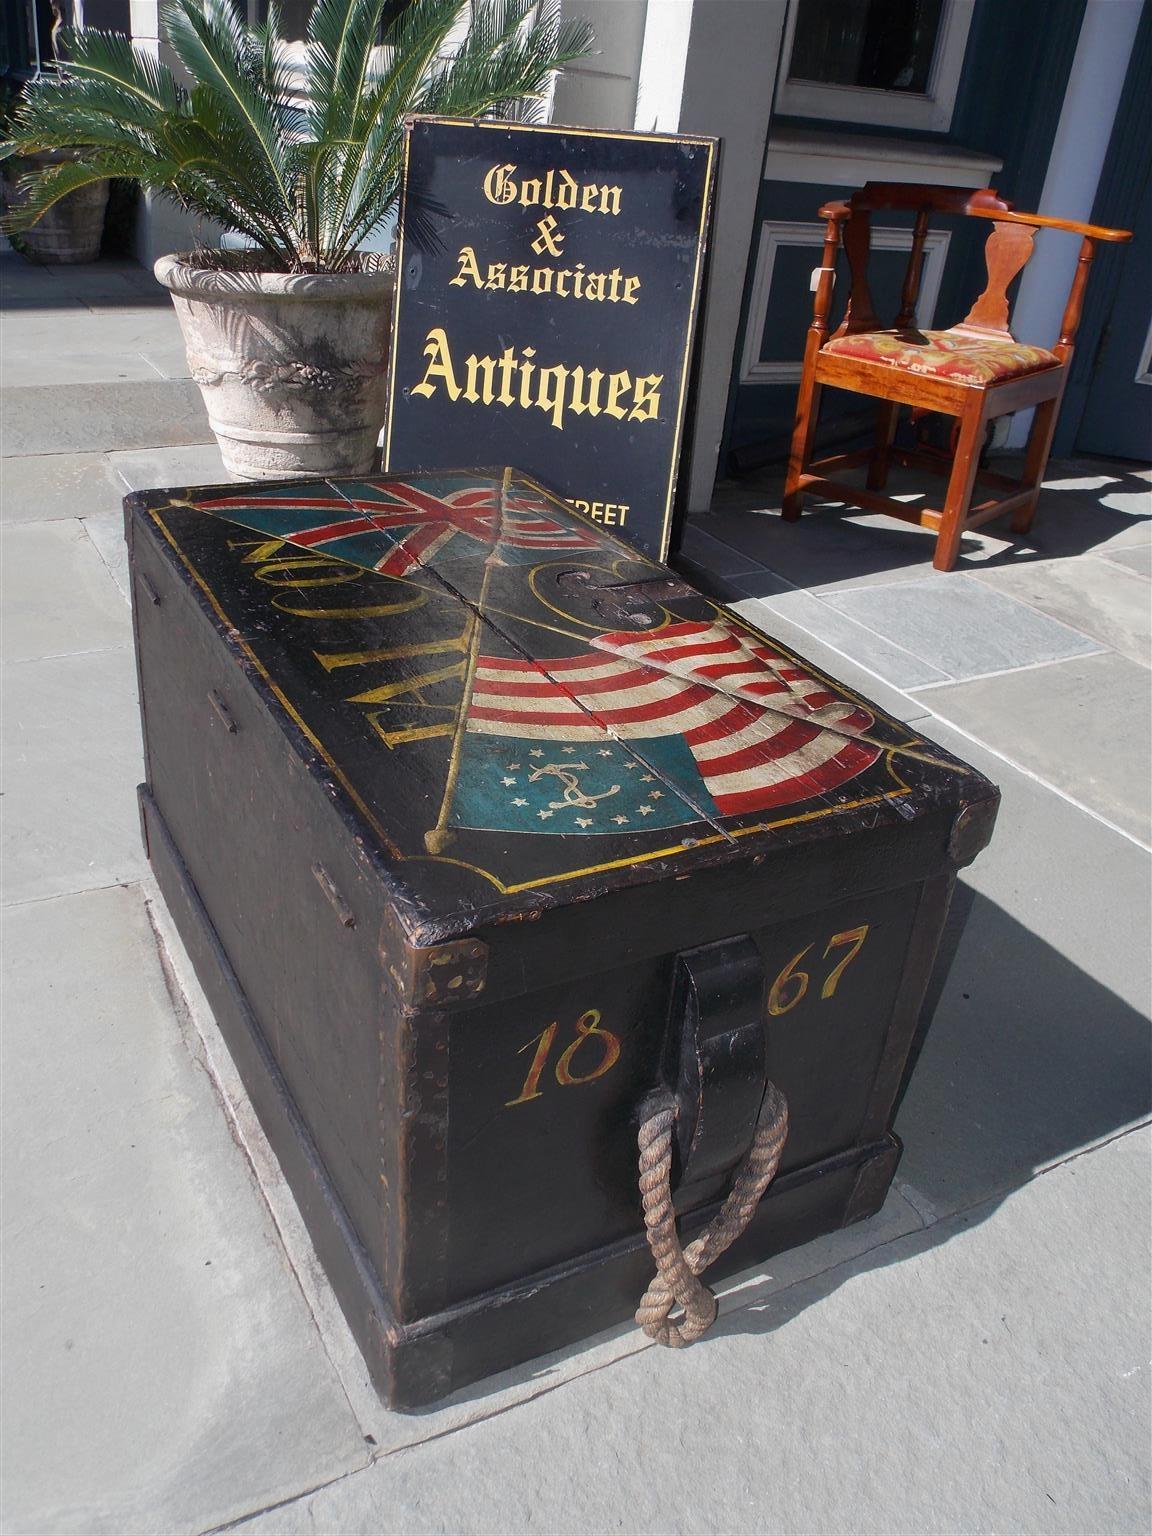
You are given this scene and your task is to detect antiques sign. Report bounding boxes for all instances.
[383,117,716,561]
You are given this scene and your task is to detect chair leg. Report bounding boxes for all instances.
[782,375,822,522]
[933,406,987,572]
[1012,396,1060,534]
[866,402,900,491]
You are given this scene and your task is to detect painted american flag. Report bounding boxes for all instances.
[203,477,600,577]
[466,619,880,817]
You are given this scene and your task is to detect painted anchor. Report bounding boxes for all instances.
[529,762,621,812]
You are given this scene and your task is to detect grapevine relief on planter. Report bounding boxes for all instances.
[189,356,383,394]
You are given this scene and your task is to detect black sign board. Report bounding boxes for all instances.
[383,117,716,561]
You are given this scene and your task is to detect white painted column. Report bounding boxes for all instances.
[672,0,789,511]
[1005,0,1143,448]
[634,0,694,132]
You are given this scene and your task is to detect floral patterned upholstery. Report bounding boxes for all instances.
[821,328,1058,386]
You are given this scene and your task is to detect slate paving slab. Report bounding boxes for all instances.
[738,587,949,689]
[1,304,185,358]
[698,503,953,591]
[1098,485,1152,523]
[0,452,126,524]
[678,520,768,577]
[917,651,1152,845]
[820,574,1105,681]
[1101,544,1152,577]
[138,342,194,380]
[1,647,148,903]
[3,346,170,387]
[81,509,132,601]
[232,1128,1152,1536]
[971,552,1152,667]
[0,884,368,1536]
[0,380,209,456]
[0,293,88,314]
[108,442,228,492]
[1,519,131,661]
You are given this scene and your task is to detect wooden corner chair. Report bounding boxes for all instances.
[782,182,1132,571]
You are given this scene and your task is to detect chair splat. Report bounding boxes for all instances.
[960,221,1038,338]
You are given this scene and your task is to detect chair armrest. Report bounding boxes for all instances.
[968,207,1133,242]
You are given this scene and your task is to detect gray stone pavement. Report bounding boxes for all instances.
[2,252,1150,1535]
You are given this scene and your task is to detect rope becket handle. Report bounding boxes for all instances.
[635,1082,789,1348]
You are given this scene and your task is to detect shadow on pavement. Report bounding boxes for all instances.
[0,250,168,310]
[709,880,1152,1344]
[689,461,1151,593]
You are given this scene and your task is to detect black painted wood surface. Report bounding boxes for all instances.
[125,467,998,1408]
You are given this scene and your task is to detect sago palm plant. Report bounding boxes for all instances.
[1,0,594,273]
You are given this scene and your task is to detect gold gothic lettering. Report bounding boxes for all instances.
[482,164,621,217]
[324,632,472,748]
[411,328,662,433]
[450,246,641,305]
[224,539,428,618]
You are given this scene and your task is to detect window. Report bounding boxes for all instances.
[775,0,975,133]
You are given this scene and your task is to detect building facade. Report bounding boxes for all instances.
[6,0,1148,499]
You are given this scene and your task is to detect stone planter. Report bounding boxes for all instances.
[154,253,395,481]
[3,151,109,264]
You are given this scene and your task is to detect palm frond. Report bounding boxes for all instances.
[2,154,137,231]
[305,0,392,141]
[59,27,186,116]
[160,0,295,213]
[315,0,466,265]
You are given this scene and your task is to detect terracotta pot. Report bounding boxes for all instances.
[154,253,395,481]
[3,150,109,264]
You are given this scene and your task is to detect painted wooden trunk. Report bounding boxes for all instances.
[124,467,998,1409]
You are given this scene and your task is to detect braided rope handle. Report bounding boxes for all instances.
[635,1083,789,1348]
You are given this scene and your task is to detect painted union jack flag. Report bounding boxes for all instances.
[455,619,880,826]
[202,474,600,577]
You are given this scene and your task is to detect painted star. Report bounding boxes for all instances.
[598,748,613,757]
[650,790,664,800]
[638,805,654,816]
[623,762,639,772]
[538,809,554,820]
[641,774,655,783]
[512,797,528,807]
[507,762,521,771]
[562,746,577,754]
[575,817,593,828]
[530,748,544,758]
[612,814,629,825]
[502,776,517,786]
